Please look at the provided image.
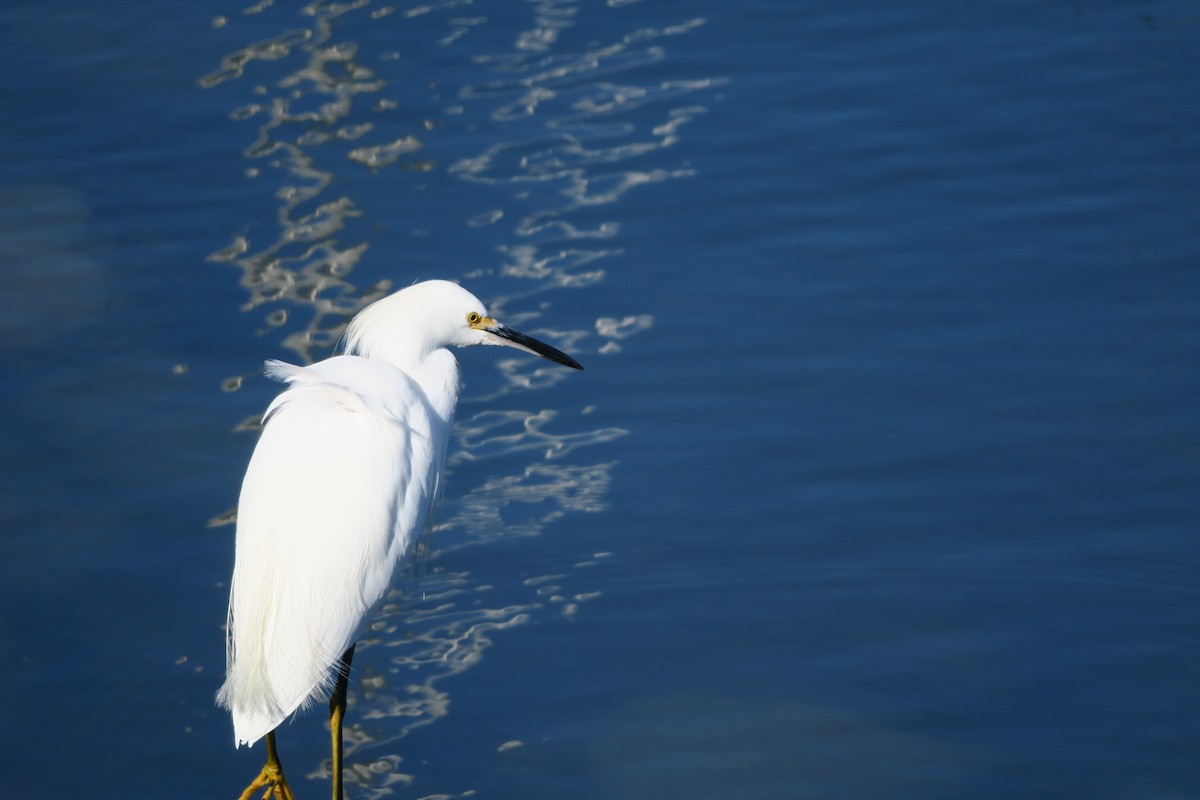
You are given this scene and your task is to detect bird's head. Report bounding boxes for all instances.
[345,280,583,370]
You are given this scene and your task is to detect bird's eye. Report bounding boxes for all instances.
[467,311,482,325]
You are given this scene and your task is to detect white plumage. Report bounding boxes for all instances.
[216,280,581,750]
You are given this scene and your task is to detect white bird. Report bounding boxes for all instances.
[216,280,582,800]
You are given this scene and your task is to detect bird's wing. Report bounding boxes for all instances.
[217,357,440,746]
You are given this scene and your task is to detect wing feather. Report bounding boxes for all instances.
[216,357,439,746]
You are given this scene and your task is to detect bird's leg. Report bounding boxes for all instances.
[330,644,357,800]
[236,730,295,800]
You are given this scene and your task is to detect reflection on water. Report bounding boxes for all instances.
[451,15,723,263]
[200,0,718,795]
[202,2,392,367]
[452,409,626,461]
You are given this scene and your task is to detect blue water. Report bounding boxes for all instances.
[1,1,1197,798]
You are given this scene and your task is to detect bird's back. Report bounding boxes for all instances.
[217,356,445,747]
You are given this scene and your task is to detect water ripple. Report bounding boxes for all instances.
[198,28,314,89]
[452,409,627,462]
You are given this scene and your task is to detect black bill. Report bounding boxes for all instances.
[488,324,584,370]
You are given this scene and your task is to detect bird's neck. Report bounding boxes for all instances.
[359,340,460,428]
[343,309,461,429]
[408,348,460,430]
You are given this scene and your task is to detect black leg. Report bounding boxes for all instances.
[330,644,356,800]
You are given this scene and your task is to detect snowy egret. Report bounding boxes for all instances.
[216,280,582,800]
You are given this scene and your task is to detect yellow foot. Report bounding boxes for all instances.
[236,762,296,800]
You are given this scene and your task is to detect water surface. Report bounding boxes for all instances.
[0,2,1197,798]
